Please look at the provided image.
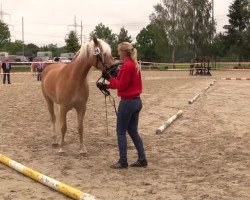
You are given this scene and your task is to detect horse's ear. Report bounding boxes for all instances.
[93,36,99,46]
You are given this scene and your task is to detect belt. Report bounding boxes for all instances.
[121,96,140,100]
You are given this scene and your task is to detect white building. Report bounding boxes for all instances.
[37,51,53,60]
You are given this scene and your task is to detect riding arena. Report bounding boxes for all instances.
[0,54,250,199]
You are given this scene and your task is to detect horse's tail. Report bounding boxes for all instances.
[53,103,61,133]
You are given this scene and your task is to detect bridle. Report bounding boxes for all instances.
[94,46,109,72]
[94,46,118,135]
[94,46,113,96]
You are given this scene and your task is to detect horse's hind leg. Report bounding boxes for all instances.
[76,106,87,155]
[45,97,58,146]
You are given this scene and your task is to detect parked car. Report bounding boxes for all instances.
[53,57,71,63]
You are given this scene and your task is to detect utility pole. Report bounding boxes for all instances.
[212,0,214,37]
[67,16,83,45]
[80,20,83,45]
[22,17,24,56]
[0,4,10,23]
[211,0,215,69]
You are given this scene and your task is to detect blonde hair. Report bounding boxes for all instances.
[118,42,140,71]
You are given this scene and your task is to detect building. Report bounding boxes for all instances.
[0,52,9,61]
[60,53,75,60]
[36,51,53,60]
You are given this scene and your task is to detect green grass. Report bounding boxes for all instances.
[11,65,30,72]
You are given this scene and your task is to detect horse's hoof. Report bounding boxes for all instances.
[52,143,59,148]
[58,149,65,155]
[79,149,87,156]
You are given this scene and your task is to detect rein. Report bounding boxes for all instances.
[96,76,117,136]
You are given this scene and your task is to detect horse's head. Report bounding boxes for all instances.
[91,37,115,71]
[77,37,115,71]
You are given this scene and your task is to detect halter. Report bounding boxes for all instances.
[94,46,108,71]
[95,47,110,96]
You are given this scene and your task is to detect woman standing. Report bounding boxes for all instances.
[97,42,147,169]
[1,58,12,84]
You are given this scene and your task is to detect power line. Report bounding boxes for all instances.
[0,3,10,22]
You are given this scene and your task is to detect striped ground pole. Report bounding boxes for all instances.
[0,72,33,75]
[221,77,250,80]
[0,154,96,200]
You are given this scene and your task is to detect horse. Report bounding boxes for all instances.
[30,62,38,76]
[41,37,115,154]
[30,61,52,76]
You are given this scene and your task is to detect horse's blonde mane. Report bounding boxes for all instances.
[77,39,112,62]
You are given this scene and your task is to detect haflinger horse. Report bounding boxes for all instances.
[41,37,115,154]
[31,61,52,76]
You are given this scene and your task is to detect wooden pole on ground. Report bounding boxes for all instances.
[156,110,183,134]
[188,94,200,104]
[204,86,210,91]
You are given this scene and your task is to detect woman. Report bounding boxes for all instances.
[97,42,147,169]
[1,58,12,84]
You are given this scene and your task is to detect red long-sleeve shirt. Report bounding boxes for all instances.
[108,59,142,100]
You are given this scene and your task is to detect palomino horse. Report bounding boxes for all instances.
[30,62,38,76]
[31,61,52,76]
[41,37,115,154]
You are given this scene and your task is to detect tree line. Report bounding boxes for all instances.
[0,0,249,62]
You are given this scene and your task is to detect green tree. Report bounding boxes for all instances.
[135,24,159,61]
[115,27,133,58]
[241,25,250,60]
[90,23,117,55]
[7,40,23,54]
[117,27,132,44]
[0,22,11,50]
[65,31,80,53]
[224,0,250,61]
[47,44,60,57]
[25,43,40,58]
[186,0,215,57]
[26,43,39,53]
[150,0,187,63]
[211,33,228,61]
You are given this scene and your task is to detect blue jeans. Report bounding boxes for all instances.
[116,97,146,163]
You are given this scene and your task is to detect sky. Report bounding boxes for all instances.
[0,0,234,47]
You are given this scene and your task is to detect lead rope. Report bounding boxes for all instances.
[105,95,109,136]
[104,93,118,136]
[97,77,118,136]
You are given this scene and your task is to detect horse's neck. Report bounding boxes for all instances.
[71,57,94,80]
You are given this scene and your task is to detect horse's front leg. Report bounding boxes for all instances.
[76,106,87,155]
[59,107,67,154]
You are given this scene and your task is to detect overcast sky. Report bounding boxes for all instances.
[1,0,233,47]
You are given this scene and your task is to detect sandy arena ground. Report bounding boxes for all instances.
[0,70,250,200]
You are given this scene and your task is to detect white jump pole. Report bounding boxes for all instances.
[204,86,210,91]
[156,110,183,134]
[210,80,215,86]
[188,94,200,104]
[0,153,96,200]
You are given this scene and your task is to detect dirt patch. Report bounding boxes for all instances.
[0,70,250,200]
